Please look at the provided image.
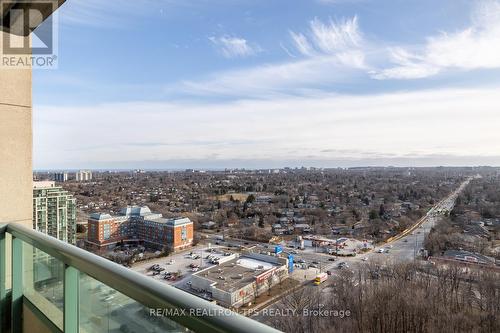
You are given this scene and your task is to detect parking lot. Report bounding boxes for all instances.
[131,244,230,287]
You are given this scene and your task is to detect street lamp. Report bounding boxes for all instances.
[413,233,418,260]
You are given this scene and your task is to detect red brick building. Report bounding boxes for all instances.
[86,206,193,251]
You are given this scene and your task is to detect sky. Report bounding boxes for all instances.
[33,0,500,170]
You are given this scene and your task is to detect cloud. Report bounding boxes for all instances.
[38,1,500,169]
[209,36,261,58]
[59,0,159,28]
[35,87,500,169]
[290,32,315,57]
[309,17,363,53]
[171,55,364,98]
[172,17,368,97]
[190,2,500,94]
[372,0,500,79]
[59,0,210,28]
[289,17,367,69]
[279,42,297,58]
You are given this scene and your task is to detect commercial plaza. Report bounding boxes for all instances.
[191,252,291,308]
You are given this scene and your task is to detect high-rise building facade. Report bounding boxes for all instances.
[76,170,93,182]
[54,172,68,182]
[33,181,77,244]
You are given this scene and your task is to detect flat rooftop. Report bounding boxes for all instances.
[194,257,278,292]
[143,217,192,226]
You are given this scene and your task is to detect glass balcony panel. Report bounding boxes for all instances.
[79,273,190,333]
[22,242,64,330]
[3,233,12,291]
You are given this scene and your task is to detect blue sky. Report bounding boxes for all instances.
[34,0,500,169]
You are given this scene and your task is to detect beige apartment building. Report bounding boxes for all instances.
[1,0,65,227]
[0,34,32,229]
[1,1,66,332]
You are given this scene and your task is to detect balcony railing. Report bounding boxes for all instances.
[0,223,280,333]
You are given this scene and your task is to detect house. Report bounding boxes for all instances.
[201,221,216,229]
[294,224,311,234]
[255,195,273,204]
[293,216,306,224]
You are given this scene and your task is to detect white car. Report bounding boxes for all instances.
[377,249,385,253]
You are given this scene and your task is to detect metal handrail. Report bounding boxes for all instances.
[3,223,281,333]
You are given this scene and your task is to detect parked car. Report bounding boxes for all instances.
[337,262,348,269]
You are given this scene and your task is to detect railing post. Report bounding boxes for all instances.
[11,237,23,333]
[0,230,6,333]
[64,265,79,333]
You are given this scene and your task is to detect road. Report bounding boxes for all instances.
[252,177,472,322]
[315,177,470,272]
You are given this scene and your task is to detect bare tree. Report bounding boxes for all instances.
[265,273,274,296]
[267,262,500,333]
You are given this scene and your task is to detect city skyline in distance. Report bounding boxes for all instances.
[34,159,500,172]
